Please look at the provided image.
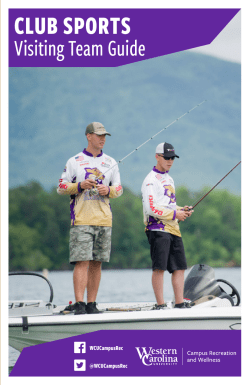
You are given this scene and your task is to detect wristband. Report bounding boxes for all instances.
[78,182,83,193]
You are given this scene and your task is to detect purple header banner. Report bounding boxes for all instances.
[10,330,241,377]
[9,8,240,67]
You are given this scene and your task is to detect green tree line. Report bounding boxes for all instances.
[9,182,241,271]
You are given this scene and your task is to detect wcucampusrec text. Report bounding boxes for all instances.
[89,363,127,369]
[89,345,123,352]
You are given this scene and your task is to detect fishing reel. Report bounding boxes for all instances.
[89,175,99,196]
[89,187,99,196]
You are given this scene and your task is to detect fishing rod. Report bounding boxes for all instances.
[186,161,241,212]
[90,100,207,195]
[102,100,207,178]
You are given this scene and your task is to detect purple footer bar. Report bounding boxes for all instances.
[10,330,241,377]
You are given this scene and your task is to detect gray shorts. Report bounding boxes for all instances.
[69,225,112,265]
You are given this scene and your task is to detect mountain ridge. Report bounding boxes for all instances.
[9,51,241,195]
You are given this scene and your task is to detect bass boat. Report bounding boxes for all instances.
[9,264,241,352]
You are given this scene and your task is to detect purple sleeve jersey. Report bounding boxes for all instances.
[141,168,183,237]
[57,149,123,227]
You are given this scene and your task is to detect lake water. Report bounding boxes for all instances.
[9,267,241,367]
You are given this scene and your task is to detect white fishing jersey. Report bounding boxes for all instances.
[141,166,183,237]
[57,149,123,227]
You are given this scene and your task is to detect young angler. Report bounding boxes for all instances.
[141,142,193,309]
[57,122,123,315]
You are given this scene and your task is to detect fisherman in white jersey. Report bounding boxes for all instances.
[57,122,123,315]
[141,142,193,309]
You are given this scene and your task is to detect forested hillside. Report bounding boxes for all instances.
[9,182,241,271]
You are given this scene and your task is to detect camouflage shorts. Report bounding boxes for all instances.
[69,225,112,264]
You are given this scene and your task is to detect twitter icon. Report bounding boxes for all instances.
[74,360,86,371]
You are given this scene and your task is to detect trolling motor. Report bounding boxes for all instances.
[184,264,240,307]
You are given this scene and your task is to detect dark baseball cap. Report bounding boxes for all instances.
[85,122,111,136]
[155,142,179,158]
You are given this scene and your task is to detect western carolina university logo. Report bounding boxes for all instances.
[135,347,178,366]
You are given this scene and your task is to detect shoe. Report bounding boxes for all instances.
[151,303,168,310]
[174,302,192,309]
[74,302,87,315]
[86,302,103,314]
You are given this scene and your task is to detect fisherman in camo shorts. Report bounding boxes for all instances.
[57,122,123,315]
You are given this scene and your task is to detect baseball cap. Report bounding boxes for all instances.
[85,122,111,136]
[155,142,179,158]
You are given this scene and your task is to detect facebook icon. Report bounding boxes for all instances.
[74,342,86,353]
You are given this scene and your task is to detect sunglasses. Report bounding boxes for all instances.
[158,154,175,161]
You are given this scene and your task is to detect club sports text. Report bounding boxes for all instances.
[14,17,131,35]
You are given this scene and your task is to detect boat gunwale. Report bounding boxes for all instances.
[9,310,241,328]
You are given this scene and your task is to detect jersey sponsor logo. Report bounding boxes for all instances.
[85,167,105,183]
[59,182,68,190]
[75,156,84,161]
[149,195,163,216]
[116,185,122,192]
[101,162,110,168]
[163,185,176,203]
[146,183,153,186]
[80,162,90,166]
[83,190,105,202]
